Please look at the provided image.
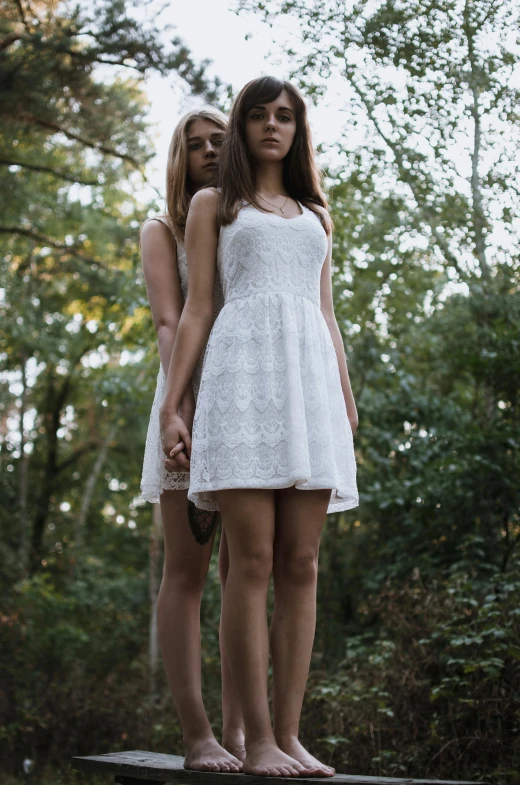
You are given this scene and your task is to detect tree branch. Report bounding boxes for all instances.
[16,113,142,168]
[0,31,24,50]
[342,60,469,281]
[13,0,31,32]
[0,158,99,186]
[0,226,104,266]
[56,442,97,474]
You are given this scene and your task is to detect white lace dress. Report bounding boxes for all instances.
[140,217,223,503]
[188,203,359,514]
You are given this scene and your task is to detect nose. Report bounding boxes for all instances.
[265,113,276,132]
[203,140,217,157]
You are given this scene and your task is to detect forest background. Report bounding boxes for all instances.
[1,1,519,783]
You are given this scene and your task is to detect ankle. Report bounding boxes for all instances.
[183,731,216,749]
[245,733,277,750]
[222,725,245,742]
[275,732,299,746]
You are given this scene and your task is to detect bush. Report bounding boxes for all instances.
[302,569,520,784]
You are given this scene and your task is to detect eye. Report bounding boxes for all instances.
[250,112,264,120]
[279,114,292,122]
[188,143,201,151]
[213,138,224,146]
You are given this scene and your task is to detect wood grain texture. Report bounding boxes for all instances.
[71,750,489,785]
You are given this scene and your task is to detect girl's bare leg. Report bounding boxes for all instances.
[157,490,241,773]
[215,488,312,777]
[218,529,246,760]
[271,486,335,777]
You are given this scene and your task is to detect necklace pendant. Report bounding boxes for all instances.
[280,207,285,214]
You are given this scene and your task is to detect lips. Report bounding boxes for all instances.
[262,138,279,144]
[203,162,217,168]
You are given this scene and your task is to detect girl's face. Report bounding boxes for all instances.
[186,119,225,190]
[244,89,297,164]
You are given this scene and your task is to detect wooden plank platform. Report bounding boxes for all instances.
[71,750,489,785]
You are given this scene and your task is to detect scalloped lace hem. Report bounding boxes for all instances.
[188,477,359,514]
[139,475,190,504]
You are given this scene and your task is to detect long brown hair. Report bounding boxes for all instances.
[166,107,228,241]
[218,76,331,233]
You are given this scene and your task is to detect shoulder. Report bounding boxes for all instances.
[313,204,332,226]
[187,188,219,232]
[140,217,177,256]
[141,216,173,240]
[190,187,219,211]
[307,203,332,237]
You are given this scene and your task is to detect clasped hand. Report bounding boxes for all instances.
[159,408,192,473]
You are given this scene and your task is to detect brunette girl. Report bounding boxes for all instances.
[160,78,359,777]
[140,108,243,772]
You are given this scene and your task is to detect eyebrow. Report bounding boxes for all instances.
[187,132,225,141]
[250,104,294,114]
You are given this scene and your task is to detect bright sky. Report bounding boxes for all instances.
[142,0,349,201]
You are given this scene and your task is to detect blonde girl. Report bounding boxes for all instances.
[140,108,243,772]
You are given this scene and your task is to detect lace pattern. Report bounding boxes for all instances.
[188,205,359,513]
[187,502,220,545]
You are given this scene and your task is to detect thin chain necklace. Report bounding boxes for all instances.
[256,192,290,215]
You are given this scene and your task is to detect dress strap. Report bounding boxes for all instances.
[145,215,170,229]
[143,215,185,249]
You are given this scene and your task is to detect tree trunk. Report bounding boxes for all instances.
[18,353,29,576]
[148,503,163,699]
[74,423,116,552]
[464,0,490,280]
[30,383,60,573]
[29,351,88,574]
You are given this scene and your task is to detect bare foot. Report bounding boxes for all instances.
[184,736,243,773]
[277,736,335,778]
[243,738,312,777]
[222,728,246,762]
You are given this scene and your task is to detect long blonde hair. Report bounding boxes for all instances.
[166,107,228,240]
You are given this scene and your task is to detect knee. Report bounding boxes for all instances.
[162,559,207,595]
[277,547,318,586]
[233,546,273,588]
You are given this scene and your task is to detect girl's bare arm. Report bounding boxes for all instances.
[160,188,219,459]
[319,227,358,433]
[141,220,184,373]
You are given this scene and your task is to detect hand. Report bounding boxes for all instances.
[159,409,192,472]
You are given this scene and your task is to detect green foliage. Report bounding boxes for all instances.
[0,559,150,765]
[0,0,230,576]
[0,543,225,774]
[306,569,520,784]
[1,1,519,782]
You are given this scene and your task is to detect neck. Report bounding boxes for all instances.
[254,161,286,197]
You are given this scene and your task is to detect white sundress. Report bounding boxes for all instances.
[140,216,223,504]
[188,202,359,514]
